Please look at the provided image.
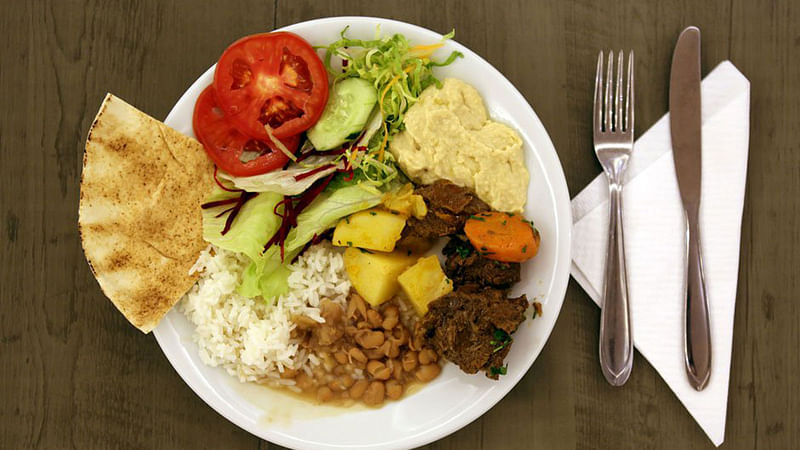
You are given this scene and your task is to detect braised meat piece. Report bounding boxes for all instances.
[401,180,490,240]
[416,285,528,379]
[442,236,521,288]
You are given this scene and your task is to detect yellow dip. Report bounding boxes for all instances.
[389,78,528,213]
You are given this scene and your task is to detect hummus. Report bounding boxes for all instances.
[389,78,528,213]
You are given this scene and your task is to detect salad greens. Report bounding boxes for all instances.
[236,183,386,299]
[202,188,283,264]
[321,26,462,178]
[202,27,461,303]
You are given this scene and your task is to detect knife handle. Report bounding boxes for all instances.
[685,215,712,390]
[599,181,634,386]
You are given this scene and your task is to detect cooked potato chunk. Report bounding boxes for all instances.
[344,248,418,307]
[397,255,453,315]
[333,208,406,252]
[382,183,427,219]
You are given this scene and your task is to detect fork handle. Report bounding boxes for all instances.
[599,181,634,386]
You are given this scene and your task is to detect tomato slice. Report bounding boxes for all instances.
[213,32,329,140]
[192,86,300,177]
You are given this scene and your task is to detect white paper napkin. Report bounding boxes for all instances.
[570,61,749,446]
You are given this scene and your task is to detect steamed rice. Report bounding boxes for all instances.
[179,242,350,385]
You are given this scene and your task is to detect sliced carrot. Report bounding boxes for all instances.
[463,212,540,263]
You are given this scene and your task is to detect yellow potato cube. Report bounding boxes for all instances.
[397,255,454,315]
[344,247,419,307]
[333,208,406,252]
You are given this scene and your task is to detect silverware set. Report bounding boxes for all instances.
[593,27,712,390]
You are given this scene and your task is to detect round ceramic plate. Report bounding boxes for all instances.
[154,16,571,450]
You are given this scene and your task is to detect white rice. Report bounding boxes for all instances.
[179,242,350,384]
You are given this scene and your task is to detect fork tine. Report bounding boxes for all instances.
[615,50,623,132]
[594,51,604,133]
[604,51,613,133]
[626,51,634,133]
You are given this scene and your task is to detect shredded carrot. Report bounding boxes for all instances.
[377,65,416,161]
[409,42,444,58]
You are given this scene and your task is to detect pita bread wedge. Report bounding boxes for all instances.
[79,94,215,333]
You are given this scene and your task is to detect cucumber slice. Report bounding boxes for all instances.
[307,77,378,150]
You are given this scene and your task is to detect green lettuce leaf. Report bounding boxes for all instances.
[239,184,385,300]
[202,188,283,265]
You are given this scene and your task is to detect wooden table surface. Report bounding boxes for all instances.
[2,0,798,448]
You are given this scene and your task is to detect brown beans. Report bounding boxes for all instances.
[296,372,314,390]
[351,294,367,320]
[320,299,343,323]
[356,330,385,349]
[295,315,318,329]
[366,360,386,377]
[317,386,334,402]
[364,348,385,360]
[334,351,348,365]
[416,364,441,382]
[391,325,408,345]
[418,348,438,365]
[348,347,367,363]
[386,340,400,359]
[340,374,355,389]
[390,359,403,380]
[386,379,403,400]
[383,305,399,318]
[374,367,392,380]
[402,351,418,372]
[292,297,442,407]
[363,381,385,406]
[317,325,343,346]
[349,379,369,399]
[381,315,398,330]
[367,309,383,328]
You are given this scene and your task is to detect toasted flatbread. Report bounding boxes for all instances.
[79,94,214,333]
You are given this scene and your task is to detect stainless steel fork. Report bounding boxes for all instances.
[594,50,635,386]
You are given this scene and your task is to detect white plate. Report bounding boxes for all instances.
[154,16,571,450]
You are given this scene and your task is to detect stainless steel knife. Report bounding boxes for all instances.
[669,26,712,391]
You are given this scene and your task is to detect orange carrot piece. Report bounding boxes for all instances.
[463,212,540,263]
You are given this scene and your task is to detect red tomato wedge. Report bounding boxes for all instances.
[192,86,300,177]
[212,32,329,140]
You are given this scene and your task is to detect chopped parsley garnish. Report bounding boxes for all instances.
[468,215,486,222]
[369,211,377,216]
[346,241,353,246]
[522,245,528,253]
[489,329,512,353]
[345,217,351,224]
[490,365,508,376]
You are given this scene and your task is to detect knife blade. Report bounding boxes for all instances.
[669,26,712,391]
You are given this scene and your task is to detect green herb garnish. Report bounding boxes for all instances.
[490,365,508,376]
[489,329,512,353]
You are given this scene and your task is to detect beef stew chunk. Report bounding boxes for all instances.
[442,236,521,288]
[416,284,528,379]
[400,180,490,241]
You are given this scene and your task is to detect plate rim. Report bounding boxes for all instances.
[154,15,572,450]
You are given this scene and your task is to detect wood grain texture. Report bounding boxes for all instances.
[2,0,798,449]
